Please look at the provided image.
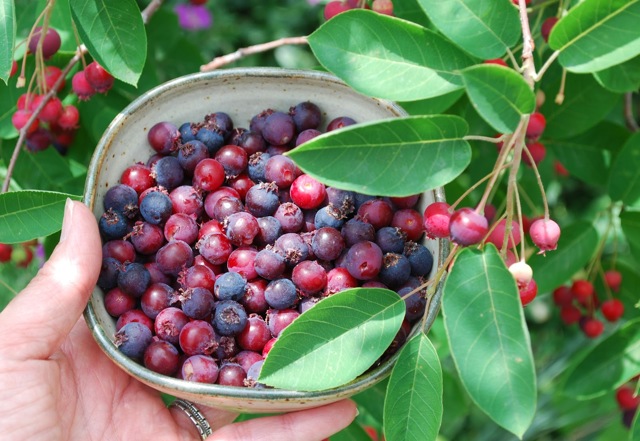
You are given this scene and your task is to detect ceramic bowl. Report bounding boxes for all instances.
[83,67,447,413]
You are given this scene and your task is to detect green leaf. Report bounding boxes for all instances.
[329,422,372,441]
[69,0,146,86]
[352,377,387,423]
[549,0,640,73]
[383,333,443,441]
[528,221,599,294]
[620,210,640,264]
[0,0,15,84]
[442,245,536,438]
[461,64,535,134]
[287,115,471,197]
[417,0,520,59]
[0,75,19,139]
[1,147,75,192]
[609,132,640,206]
[0,190,80,243]
[563,319,640,399]
[400,90,465,116]
[632,410,640,441]
[258,288,405,391]
[593,55,640,93]
[307,9,476,101]
[540,70,619,139]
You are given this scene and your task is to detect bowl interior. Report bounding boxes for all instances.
[84,67,446,413]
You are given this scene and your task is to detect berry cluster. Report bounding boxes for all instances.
[616,378,639,429]
[552,273,624,338]
[10,25,114,154]
[324,0,394,21]
[0,241,37,267]
[98,101,433,387]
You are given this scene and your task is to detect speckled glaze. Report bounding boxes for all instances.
[83,67,448,413]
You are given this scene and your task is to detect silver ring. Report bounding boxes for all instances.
[169,398,213,440]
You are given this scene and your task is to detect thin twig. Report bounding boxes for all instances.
[518,0,537,88]
[624,92,639,132]
[200,36,309,72]
[2,0,165,193]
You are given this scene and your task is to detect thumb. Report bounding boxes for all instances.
[0,199,102,360]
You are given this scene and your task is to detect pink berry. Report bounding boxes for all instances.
[423,202,451,239]
[10,60,18,77]
[72,71,96,100]
[372,0,394,15]
[601,299,624,322]
[604,270,622,292]
[28,27,61,59]
[541,17,559,43]
[449,207,489,246]
[523,141,546,167]
[487,219,521,249]
[44,66,65,92]
[526,112,546,140]
[30,95,63,123]
[529,218,560,253]
[12,109,39,135]
[58,105,80,130]
[484,58,508,67]
[324,1,352,20]
[84,61,115,93]
[289,174,326,209]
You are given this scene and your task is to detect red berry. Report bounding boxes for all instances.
[17,93,36,110]
[523,141,546,167]
[58,105,80,130]
[44,66,66,92]
[601,299,624,322]
[31,95,63,123]
[84,61,115,93]
[571,279,594,303]
[581,317,604,338]
[560,305,581,325]
[10,60,18,77]
[526,112,546,140]
[189,0,208,4]
[604,270,622,292]
[487,219,521,249]
[26,128,52,152]
[28,27,61,59]
[541,17,559,43]
[423,201,451,239]
[529,218,560,253]
[552,285,573,307]
[484,203,497,224]
[484,58,508,67]
[616,386,640,411]
[11,109,39,135]
[512,0,531,5]
[449,207,488,246]
[324,1,352,20]
[554,160,569,177]
[372,0,394,16]
[0,244,12,262]
[72,70,96,100]
[518,278,538,306]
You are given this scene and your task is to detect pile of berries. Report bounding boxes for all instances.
[616,378,639,429]
[552,273,624,338]
[98,101,434,387]
[10,25,114,154]
[324,0,394,21]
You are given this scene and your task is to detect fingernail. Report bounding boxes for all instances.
[60,198,74,242]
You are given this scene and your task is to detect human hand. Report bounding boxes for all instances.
[0,199,357,440]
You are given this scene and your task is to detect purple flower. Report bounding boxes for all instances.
[174,4,213,31]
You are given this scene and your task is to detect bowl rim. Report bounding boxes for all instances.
[83,66,448,402]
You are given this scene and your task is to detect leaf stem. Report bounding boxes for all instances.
[534,50,560,82]
[200,36,309,72]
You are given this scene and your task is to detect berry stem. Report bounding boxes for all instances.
[521,145,550,221]
[449,162,510,212]
[200,36,309,72]
[17,6,51,88]
[514,177,527,260]
[141,0,165,25]
[534,50,560,83]
[463,134,505,143]
[555,68,567,104]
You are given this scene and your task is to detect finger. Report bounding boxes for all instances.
[0,200,102,360]
[208,399,358,441]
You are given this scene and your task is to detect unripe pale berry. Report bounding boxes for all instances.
[509,261,533,286]
[529,218,560,254]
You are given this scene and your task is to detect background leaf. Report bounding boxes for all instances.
[0,0,15,84]
[563,319,640,399]
[287,115,471,197]
[593,55,640,93]
[620,210,640,264]
[417,0,520,59]
[329,421,372,441]
[442,245,536,438]
[1,147,76,192]
[258,288,405,391]
[528,221,599,294]
[0,190,80,243]
[540,70,619,139]
[69,0,146,86]
[307,9,476,101]
[461,64,535,134]
[384,333,443,441]
[608,132,640,206]
[549,0,640,73]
